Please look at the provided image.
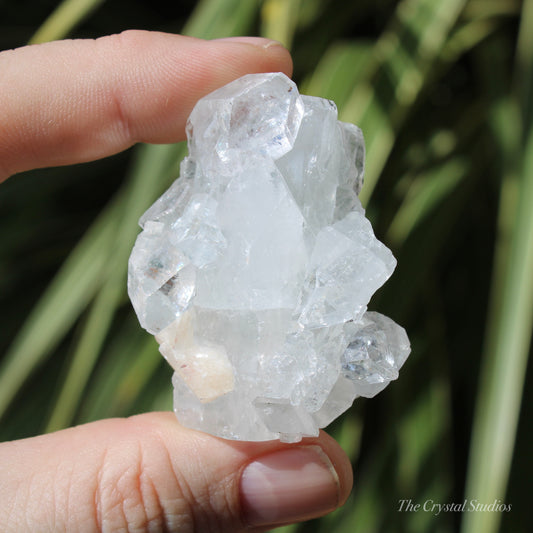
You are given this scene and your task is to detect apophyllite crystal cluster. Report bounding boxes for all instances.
[128,72,410,442]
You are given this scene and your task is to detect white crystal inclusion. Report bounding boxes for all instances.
[128,72,410,442]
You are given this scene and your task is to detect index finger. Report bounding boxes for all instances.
[0,31,292,181]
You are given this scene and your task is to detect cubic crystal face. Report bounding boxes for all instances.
[128,72,410,442]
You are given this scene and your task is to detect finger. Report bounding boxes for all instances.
[0,412,352,532]
[0,31,293,181]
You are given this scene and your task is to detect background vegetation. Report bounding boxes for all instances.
[0,1,530,532]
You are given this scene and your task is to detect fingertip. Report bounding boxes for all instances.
[238,432,353,528]
[314,430,354,506]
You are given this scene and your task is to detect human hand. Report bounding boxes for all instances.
[0,31,353,532]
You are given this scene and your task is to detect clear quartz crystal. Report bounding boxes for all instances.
[128,72,410,442]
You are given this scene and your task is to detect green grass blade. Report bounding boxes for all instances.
[464,0,521,20]
[387,158,468,245]
[260,0,301,49]
[274,525,299,533]
[183,0,262,39]
[109,338,162,415]
[76,325,156,422]
[28,0,106,44]
[396,379,451,493]
[301,41,373,108]
[462,3,533,531]
[517,0,533,130]
[44,275,123,432]
[340,0,467,205]
[462,105,533,533]
[0,202,118,419]
[442,18,498,63]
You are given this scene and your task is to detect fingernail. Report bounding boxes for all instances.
[213,36,285,50]
[240,446,340,527]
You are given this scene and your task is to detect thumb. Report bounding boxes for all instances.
[0,412,353,532]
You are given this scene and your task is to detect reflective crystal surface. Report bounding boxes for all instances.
[128,72,410,442]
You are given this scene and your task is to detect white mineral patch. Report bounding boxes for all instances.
[128,72,410,442]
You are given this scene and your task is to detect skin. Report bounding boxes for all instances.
[0,31,353,532]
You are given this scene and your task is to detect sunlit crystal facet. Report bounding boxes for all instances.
[128,72,410,442]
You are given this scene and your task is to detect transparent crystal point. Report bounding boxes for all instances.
[342,312,410,398]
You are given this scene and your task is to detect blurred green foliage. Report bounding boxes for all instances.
[0,1,530,532]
